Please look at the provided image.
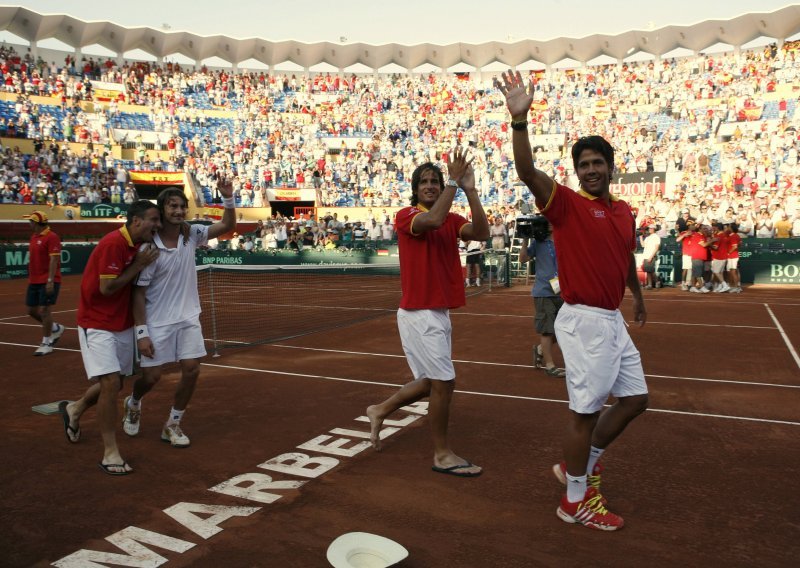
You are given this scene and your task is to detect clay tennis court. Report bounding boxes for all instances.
[0,275,798,567]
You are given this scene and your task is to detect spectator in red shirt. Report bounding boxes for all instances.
[58,201,161,476]
[23,210,65,355]
[500,71,647,531]
[366,149,489,478]
[710,224,731,293]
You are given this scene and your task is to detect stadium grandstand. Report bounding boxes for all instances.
[0,5,798,267]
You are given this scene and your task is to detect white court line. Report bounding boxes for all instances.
[764,303,800,371]
[0,308,77,321]
[201,362,800,427]
[0,331,794,390]
[453,313,776,329]
[0,339,794,424]
[268,344,800,390]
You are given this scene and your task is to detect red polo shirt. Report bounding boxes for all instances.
[77,226,138,331]
[395,205,468,310]
[28,227,61,284]
[540,183,636,311]
[685,233,708,260]
[711,232,729,260]
[727,233,741,259]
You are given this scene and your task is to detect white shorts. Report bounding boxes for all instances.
[139,317,207,367]
[554,303,648,414]
[681,254,692,278]
[727,258,739,269]
[711,259,727,274]
[397,308,455,381]
[78,327,135,379]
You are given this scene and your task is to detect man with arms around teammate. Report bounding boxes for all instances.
[499,71,648,530]
[124,177,235,447]
[59,201,161,475]
[24,210,65,355]
[367,148,489,477]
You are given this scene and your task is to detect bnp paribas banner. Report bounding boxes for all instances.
[79,204,129,218]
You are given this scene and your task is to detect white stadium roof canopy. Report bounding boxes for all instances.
[0,5,799,69]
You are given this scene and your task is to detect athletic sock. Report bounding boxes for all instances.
[566,473,587,503]
[587,446,605,475]
[167,407,185,425]
[42,336,52,344]
[51,323,59,332]
[128,396,141,409]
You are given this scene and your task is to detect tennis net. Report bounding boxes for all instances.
[197,250,508,353]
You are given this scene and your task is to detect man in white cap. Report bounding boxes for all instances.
[24,210,65,355]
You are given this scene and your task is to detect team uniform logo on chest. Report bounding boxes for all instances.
[591,209,606,219]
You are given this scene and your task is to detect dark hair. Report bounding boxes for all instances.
[571,135,615,171]
[156,187,188,216]
[126,200,158,225]
[410,162,444,206]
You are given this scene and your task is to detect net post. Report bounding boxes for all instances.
[504,248,510,287]
[208,266,221,357]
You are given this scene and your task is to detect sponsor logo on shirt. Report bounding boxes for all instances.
[592,209,606,218]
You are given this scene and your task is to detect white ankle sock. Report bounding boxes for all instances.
[168,408,185,424]
[587,446,605,475]
[128,396,141,409]
[566,473,587,502]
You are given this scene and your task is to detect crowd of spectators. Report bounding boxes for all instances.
[1,40,800,238]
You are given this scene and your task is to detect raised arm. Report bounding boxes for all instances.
[208,173,237,240]
[496,71,555,208]
[450,149,489,241]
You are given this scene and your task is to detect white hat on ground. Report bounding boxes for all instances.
[326,532,408,568]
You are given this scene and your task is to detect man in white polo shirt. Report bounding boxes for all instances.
[123,178,235,447]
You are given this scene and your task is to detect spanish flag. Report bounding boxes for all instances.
[129,171,185,185]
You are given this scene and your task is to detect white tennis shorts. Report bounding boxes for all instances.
[78,327,135,379]
[681,254,692,280]
[397,308,455,381]
[727,257,739,269]
[139,317,206,367]
[711,259,727,274]
[554,303,648,414]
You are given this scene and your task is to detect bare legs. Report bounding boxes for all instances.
[563,394,649,476]
[28,305,53,340]
[66,373,132,473]
[540,334,560,369]
[367,377,481,475]
[131,358,200,413]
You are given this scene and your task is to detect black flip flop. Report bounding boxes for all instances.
[98,462,133,476]
[58,400,80,443]
[431,462,482,477]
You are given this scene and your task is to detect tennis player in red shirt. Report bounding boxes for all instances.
[367,148,489,477]
[23,210,65,356]
[59,201,160,476]
[500,71,648,530]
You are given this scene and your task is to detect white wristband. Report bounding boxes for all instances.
[135,325,149,339]
[222,197,235,209]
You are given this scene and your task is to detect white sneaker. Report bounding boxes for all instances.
[700,287,710,294]
[161,423,191,448]
[719,283,731,292]
[34,342,53,356]
[680,283,690,291]
[50,324,65,344]
[689,287,702,293]
[122,396,141,436]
